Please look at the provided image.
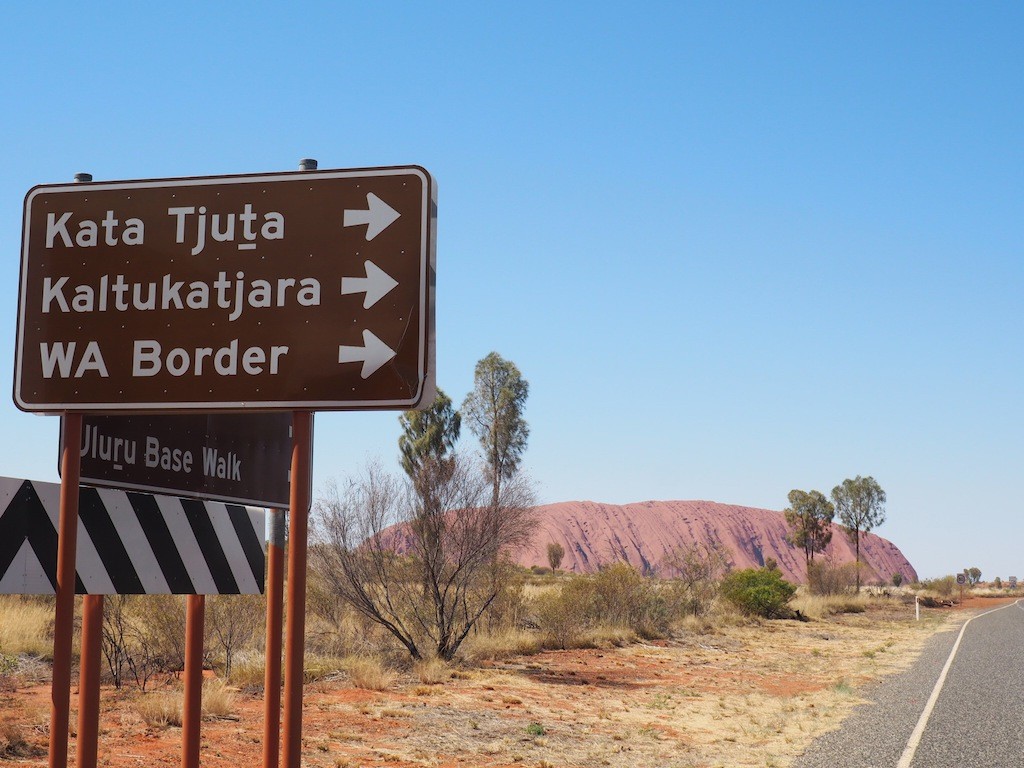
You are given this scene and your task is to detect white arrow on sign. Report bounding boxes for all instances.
[338,330,396,379]
[341,261,399,309]
[343,192,400,241]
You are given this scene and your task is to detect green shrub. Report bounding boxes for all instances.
[919,575,955,598]
[591,563,662,632]
[533,579,597,649]
[532,562,687,647]
[720,568,796,618]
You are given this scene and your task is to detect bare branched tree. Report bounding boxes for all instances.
[660,540,732,616]
[100,595,170,691]
[207,595,263,679]
[311,455,535,661]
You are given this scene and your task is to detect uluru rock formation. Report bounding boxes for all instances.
[517,500,916,585]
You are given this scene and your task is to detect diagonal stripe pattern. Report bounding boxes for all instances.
[0,476,265,595]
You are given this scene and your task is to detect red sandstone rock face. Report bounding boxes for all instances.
[519,500,917,585]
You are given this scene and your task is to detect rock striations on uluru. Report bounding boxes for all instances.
[518,500,916,585]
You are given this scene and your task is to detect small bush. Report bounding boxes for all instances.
[807,559,858,596]
[720,568,797,619]
[202,679,237,719]
[227,651,269,692]
[136,692,183,728]
[459,629,542,663]
[102,595,185,691]
[302,655,348,683]
[346,656,396,691]
[206,594,263,678]
[659,541,731,617]
[577,625,635,648]
[533,579,597,649]
[591,563,658,628]
[135,679,236,727]
[919,575,955,598]
[532,563,690,647]
[413,656,449,685]
[546,541,565,571]
[482,574,528,633]
[792,592,868,619]
[0,721,43,758]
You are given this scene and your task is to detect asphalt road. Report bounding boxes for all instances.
[795,600,1024,768]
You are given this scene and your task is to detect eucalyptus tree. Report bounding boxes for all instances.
[398,389,461,498]
[462,352,530,506]
[831,476,886,592]
[783,489,835,566]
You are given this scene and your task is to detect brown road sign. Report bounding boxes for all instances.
[68,412,306,508]
[15,166,435,412]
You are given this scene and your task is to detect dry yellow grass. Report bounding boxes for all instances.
[345,656,396,691]
[412,656,449,684]
[791,591,871,619]
[0,597,53,658]
[133,679,236,728]
[0,720,42,759]
[330,601,955,768]
[201,679,237,719]
[135,691,183,728]
[226,651,268,690]
[459,628,542,662]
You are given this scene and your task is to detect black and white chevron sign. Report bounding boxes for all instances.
[0,476,265,595]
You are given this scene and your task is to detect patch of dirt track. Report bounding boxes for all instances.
[0,604,975,768]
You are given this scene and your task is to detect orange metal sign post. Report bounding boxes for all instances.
[282,410,312,768]
[48,173,92,768]
[49,413,81,768]
[183,595,205,768]
[262,508,286,768]
[75,594,103,768]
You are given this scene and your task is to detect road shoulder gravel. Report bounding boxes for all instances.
[794,615,964,768]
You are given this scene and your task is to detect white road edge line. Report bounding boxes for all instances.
[896,599,1022,768]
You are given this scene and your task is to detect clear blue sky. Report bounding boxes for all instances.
[1,3,1020,580]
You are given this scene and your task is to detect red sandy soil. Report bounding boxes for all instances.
[2,657,817,768]
[954,595,1019,610]
[2,599,1015,768]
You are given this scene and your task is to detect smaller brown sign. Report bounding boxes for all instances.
[63,413,305,507]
